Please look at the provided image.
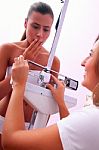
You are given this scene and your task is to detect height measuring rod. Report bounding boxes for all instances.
[46,0,69,70]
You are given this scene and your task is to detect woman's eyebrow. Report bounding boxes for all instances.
[32,23,50,28]
[90,49,94,54]
[88,49,94,56]
[90,49,93,52]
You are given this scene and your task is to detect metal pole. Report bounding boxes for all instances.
[47,0,69,70]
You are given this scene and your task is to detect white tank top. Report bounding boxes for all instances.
[0,67,41,132]
[6,66,41,85]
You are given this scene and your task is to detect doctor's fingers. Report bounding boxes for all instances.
[13,56,28,67]
[51,75,65,88]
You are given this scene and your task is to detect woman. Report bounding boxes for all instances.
[0,2,60,149]
[2,37,99,150]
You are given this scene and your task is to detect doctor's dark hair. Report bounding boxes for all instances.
[94,34,99,74]
[21,2,54,41]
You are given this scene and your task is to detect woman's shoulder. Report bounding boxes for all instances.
[0,40,25,49]
[0,42,24,64]
[41,47,60,61]
[0,42,18,52]
[0,41,25,55]
[0,43,15,59]
[41,47,60,72]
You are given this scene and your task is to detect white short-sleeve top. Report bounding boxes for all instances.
[57,105,99,150]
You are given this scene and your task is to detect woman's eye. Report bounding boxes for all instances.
[44,28,50,32]
[34,26,38,29]
[89,50,93,57]
[31,24,39,29]
[89,53,92,56]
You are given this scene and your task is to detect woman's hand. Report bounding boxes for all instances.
[11,55,29,87]
[23,38,43,60]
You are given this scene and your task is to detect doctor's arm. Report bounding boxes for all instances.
[2,56,68,150]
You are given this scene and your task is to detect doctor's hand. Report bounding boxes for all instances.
[46,75,65,106]
[11,55,29,87]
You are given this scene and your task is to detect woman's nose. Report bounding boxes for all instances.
[81,57,88,67]
[81,60,85,67]
[37,28,43,38]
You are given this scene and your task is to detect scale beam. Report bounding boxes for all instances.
[28,60,78,90]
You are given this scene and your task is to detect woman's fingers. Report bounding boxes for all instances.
[27,39,38,51]
[27,39,42,53]
[23,39,42,59]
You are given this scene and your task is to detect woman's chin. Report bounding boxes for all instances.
[81,81,93,91]
[81,80,86,87]
[81,81,88,89]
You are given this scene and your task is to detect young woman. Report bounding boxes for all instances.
[2,37,99,150]
[0,2,60,149]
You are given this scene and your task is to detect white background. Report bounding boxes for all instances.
[0,0,99,123]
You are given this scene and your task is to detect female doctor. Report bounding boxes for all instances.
[2,36,99,150]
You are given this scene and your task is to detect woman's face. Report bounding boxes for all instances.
[24,11,53,44]
[81,40,99,91]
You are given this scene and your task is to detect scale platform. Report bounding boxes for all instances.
[24,82,77,115]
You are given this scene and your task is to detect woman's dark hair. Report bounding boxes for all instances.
[21,2,54,41]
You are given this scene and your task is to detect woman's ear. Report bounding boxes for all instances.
[24,18,28,29]
[93,83,99,106]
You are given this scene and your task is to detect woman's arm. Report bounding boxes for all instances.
[0,94,11,116]
[0,45,12,100]
[2,55,63,150]
[0,76,12,100]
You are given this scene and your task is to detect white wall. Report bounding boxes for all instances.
[0,0,99,123]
